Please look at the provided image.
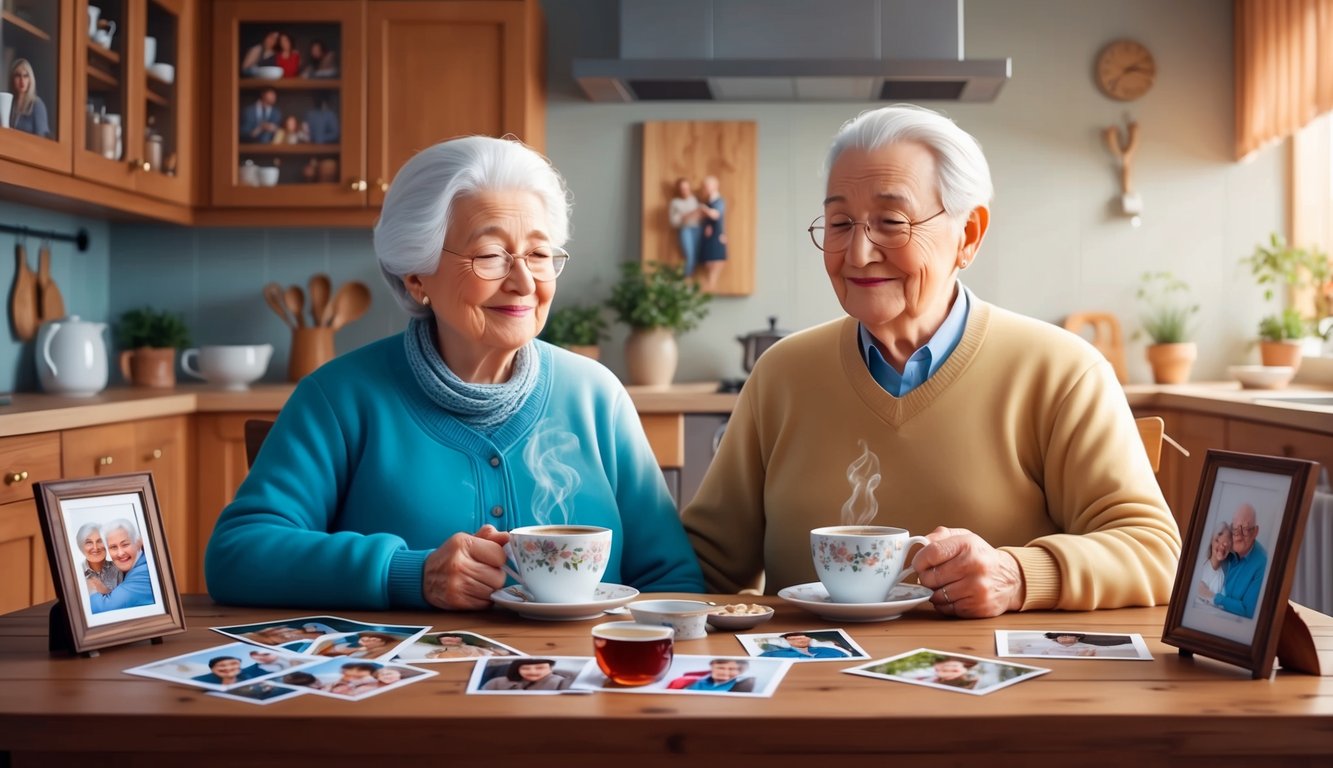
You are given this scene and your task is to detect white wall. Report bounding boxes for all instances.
[543,0,1283,384]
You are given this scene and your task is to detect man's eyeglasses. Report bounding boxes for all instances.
[808,209,946,252]
[442,245,569,282]
[1230,525,1258,537]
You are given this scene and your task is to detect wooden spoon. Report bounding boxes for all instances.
[308,273,330,327]
[328,281,371,331]
[285,285,306,329]
[263,282,295,329]
[10,242,38,341]
[37,241,66,322]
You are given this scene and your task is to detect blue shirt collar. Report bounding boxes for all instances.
[858,281,970,397]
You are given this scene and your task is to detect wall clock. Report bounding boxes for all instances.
[1095,39,1156,101]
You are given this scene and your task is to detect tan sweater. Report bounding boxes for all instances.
[682,300,1181,611]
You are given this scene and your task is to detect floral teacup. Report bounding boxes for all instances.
[810,525,930,604]
[505,525,611,603]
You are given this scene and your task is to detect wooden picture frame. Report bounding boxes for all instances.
[1161,450,1317,679]
[33,472,185,656]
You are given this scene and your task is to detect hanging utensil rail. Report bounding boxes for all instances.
[0,224,90,252]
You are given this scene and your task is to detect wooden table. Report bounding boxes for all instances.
[0,595,1330,767]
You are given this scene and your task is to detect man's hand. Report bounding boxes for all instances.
[912,527,1024,618]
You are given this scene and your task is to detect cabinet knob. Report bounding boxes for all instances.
[4,470,28,485]
[98,456,114,466]
[349,179,368,192]
[148,449,163,460]
[129,159,151,172]
[377,179,389,192]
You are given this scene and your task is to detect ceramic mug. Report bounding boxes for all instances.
[0,92,11,129]
[810,525,930,604]
[505,525,611,603]
[144,36,157,67]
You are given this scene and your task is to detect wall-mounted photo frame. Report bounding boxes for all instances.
[33,472,185,656]
[1161,450,1317,679]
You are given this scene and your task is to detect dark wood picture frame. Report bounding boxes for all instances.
[1161,450,1317,679]
[33,472,186,656]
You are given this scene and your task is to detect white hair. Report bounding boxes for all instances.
[825,104,993,229]
[373,136,573,318]
[105,518,140,544]
[74,522,103,546]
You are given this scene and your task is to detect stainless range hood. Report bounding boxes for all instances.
[573,0,1011,103]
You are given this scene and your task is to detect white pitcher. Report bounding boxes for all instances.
[37,316,109,397]
[87,5,101,36]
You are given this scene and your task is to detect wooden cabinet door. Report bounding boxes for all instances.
[365,0,543,207]
[0,0,75,172]
[129,0,195,204]
[60,422,136,479]
[210,0,366,208]
[1227,418,1333,479]
[135,415,192,591]
[1170,412,1228,528]
[72,0,138,191]
[0,498,55,615]
[193,412,276,590]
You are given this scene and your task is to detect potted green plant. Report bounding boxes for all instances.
[1242,232,1333,368]
[1135,271,1198,384]
[540,303,609,360]
[606,261,711,386]
[116,307,191,388]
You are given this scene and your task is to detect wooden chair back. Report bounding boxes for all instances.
[1135,416,1164,473]
[244,419,275,469]
[1064,312,1128,384]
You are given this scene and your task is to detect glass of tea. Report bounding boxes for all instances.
[591,622,674,686]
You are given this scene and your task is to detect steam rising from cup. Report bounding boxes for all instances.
[840,439,881,526]
[525,426,583,526]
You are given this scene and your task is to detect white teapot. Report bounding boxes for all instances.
[37,316,109,397]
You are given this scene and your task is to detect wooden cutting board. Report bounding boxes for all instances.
[37,242,65,322]
[10,243,38,341]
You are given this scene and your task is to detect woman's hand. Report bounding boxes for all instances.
[423,525,512,610]
[87,578,110,596]
[912,527,1024,618]
[1197,580,1215,600]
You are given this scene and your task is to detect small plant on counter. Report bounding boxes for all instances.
[541,303,609,348]
[115,306,191,350]
[1242,232,1333,333]
[606,261,711,334]
[1135,271,1198,344]
[1257,307,1307,342]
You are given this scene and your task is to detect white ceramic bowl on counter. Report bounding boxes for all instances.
[181,344,273,390]
[1229,365,1296,390]
[626,599,712,640]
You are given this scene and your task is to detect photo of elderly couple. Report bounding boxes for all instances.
[995,630,1152,660]
[124,641,324,692]
[63,496,164,627]
[394,630,522,663]
[212,615,430,656]
[736,629,868,662]
[844,649,1049,696]
[201,102,1182,623]
[273,658,436,701]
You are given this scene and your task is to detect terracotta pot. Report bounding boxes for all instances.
[1258,340,1303,371]
[1145,342,1196,385]
[564,344,600,361]
[118,347,177,388]
[624,327,677,387]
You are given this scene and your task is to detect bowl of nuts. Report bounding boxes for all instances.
[706,603,775,631]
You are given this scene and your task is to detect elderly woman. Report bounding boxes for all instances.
[206,136,703,611]
[682,105,1180,618]
[77,522,121,596]
[9,59,50,138]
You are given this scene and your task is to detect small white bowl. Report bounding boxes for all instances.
[627,599,711,640]
[705,604,775,631]
[1229,365,1296,390]
[149,62,174,83]
[253,65,284,80]
[258,166,279,187]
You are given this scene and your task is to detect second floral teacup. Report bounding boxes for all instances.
[810,525,930,604]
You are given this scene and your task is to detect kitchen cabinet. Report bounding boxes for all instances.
[206,0,544,223]
[0,433,61,615]
[73,0,195,204]
[193,411,276,590]
[1227,418,1333,479]
[61,415,194,591]
[0,0,74,172]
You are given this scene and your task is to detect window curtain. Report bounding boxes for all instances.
[1235,0,1333,160]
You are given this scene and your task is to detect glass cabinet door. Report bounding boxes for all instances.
[211,0,364,208]
[132,0,191,203]
[0,0,73,171]
[73,0,133,188]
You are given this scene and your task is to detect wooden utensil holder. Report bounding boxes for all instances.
[288,327,334,382]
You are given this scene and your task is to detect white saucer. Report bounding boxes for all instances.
[490,583,640,621]
[777,582,932,622]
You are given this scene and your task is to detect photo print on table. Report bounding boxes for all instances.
[211,615,429,650]
[571,655,793,698]
[279,659,436,701]
[843,648,1049,696]
[995,630,1152,660]
[208,681,308,705]
[305,628,428,661]
[735,628,868,661]
[467,656,594,695]
[394,630,524,663]
[124,641,323,692]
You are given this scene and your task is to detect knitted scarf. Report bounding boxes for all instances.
[403,316,539,432]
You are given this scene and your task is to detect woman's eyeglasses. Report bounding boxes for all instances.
[442,246,569,282]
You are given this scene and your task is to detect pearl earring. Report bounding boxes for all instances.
[960,260,969,269]
[420,295,431,306]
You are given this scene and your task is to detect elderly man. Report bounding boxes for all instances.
[89,519,154,614]
[1215,503,1268,619]
[758,632,849,659]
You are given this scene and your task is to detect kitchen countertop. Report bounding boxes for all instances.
[6,380,1333,439]
[0,381,741,437]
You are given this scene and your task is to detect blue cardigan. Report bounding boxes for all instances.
[89,552,153,613]
[205,336,704,609]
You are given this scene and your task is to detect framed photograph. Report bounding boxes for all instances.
[1161,450,1317,679]
[33,472,185,655]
